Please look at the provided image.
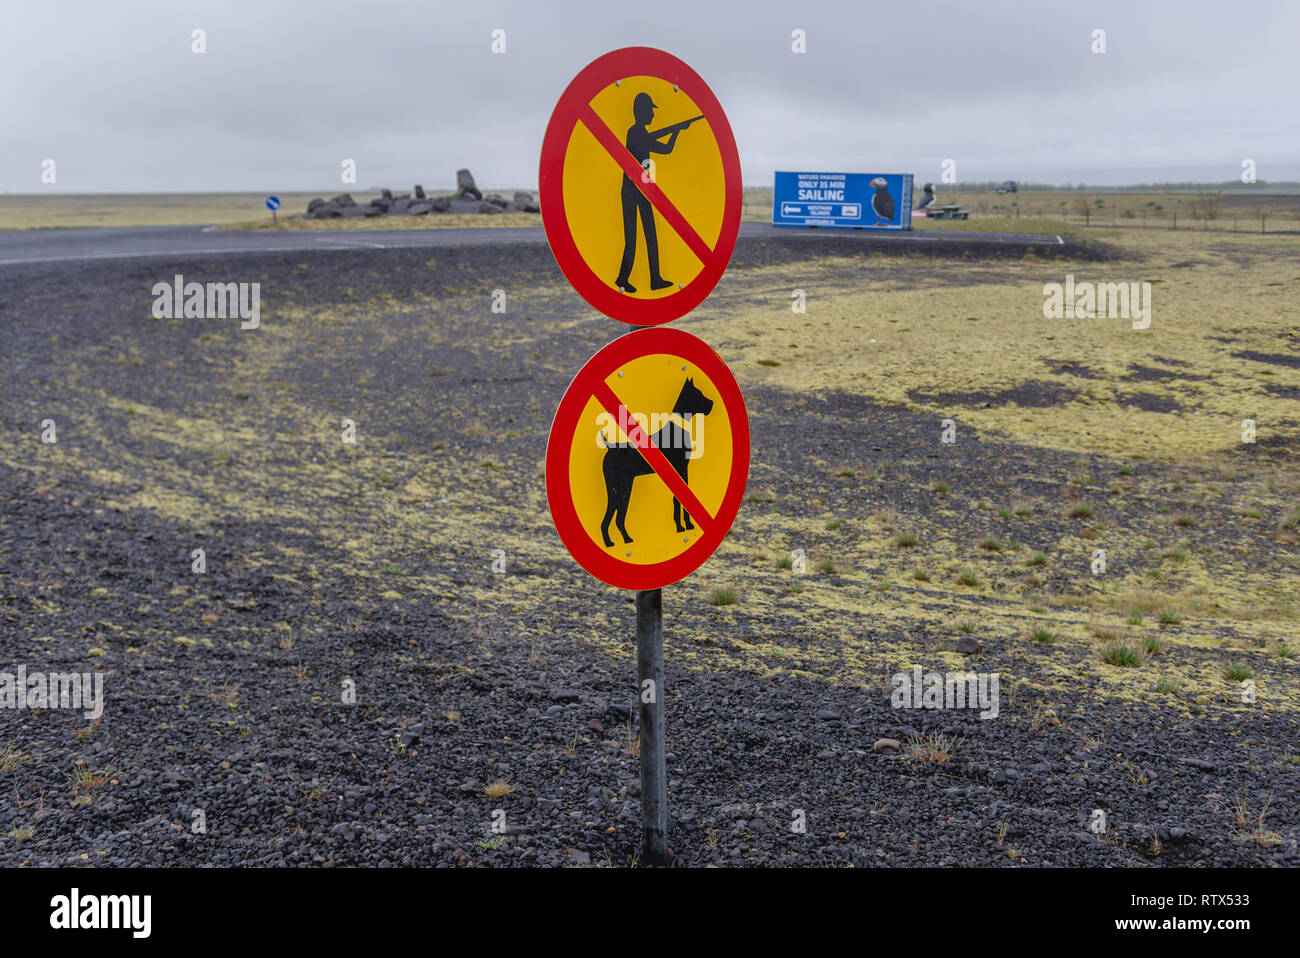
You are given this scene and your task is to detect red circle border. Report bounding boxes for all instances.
[539,47,742,327]
[546,328,750,589]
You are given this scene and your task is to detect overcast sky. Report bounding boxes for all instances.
[4,0,1297,193]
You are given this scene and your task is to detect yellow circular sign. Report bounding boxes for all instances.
[538,47,743,326]
[566,351,736,565]
[561,77,727,301]
[545,327,751,589]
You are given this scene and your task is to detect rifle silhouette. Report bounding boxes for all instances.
[648,115,704,139]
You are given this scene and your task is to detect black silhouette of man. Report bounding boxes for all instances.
[615,92,690,293]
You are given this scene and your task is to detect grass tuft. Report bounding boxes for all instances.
[907,731,962,765]
[70,764,120,790]
[710,587,738,606]
[1101,643,1144,667]
[0,741,29,772]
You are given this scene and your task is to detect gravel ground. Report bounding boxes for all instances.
[1,230,1296,867]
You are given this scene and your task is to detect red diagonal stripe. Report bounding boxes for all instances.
[577,103,716,268]
[592,379,715,531]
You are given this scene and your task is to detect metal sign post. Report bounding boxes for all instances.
[635,310,667,867]
[636,587,667,865]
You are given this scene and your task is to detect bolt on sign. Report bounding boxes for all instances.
[539,46,742,327]
[546,327,750,590]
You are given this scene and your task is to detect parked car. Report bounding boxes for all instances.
[995,181,1018,194]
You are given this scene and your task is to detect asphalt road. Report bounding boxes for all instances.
[0,222,1065,267]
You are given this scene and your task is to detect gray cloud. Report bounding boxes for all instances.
[3,0,1297,193]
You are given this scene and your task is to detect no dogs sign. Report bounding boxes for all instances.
[539,46,742,326]
[546,327,750,590]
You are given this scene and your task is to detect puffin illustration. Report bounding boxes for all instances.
[870,176,895,225]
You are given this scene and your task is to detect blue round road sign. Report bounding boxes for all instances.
[265,195,281,211]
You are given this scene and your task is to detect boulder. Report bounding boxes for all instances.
[456,168,482,200]
[477,200,504,214]
[306,197,327,213]
[414,185,426,199]
[485,192,508,207]
[446,197,484,214]
[407,200,434,215]
[431,195,451,212]
[339,206,373,218]
[391,197,411,214]
[369,197,391,211]
[328,193,356,208]
[381,188,393,200]
[312,205,342,218]
[513,191,534,205]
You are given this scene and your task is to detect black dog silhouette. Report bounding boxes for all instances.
[599,378,714,548]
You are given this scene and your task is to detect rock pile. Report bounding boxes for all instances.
[302,169,539,220]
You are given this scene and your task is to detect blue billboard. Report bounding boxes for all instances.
[772,172,913,230]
